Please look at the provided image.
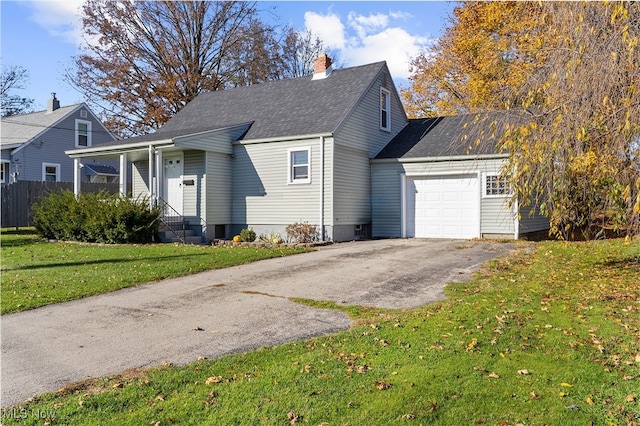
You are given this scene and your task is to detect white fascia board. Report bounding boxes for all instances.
[66,139,174,157]
[233,132,333,145]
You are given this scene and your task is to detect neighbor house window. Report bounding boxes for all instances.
[42,163,60,182]
[75,119,92,148]
[288,147,311,184]
[484,174,511,197]
[0,162,8,184]
[380,87,390,131]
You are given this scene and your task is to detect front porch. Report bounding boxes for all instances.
[68,140,208,244]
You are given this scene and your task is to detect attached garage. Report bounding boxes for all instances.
[404,174,479,239]
[371,114,549,240]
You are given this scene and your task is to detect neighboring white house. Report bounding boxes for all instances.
[66,55,548,243]
[1,93,119,184]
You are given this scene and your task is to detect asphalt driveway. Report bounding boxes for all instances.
[1,238,515,407]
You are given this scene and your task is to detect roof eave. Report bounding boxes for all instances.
[66,139,174,158]
[371,153,509,164]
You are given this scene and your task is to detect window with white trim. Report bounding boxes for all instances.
[288,147,311,184]
[75,119,92,148]
[42,163,61,182]
[380,87,390,131]
[484,174,511,197]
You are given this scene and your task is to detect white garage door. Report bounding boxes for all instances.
[406,174,479,239]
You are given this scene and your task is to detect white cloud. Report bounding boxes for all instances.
[347,12,388,39]
[304,11,346,50]
[23,0,85,47]
[345,27,431,80]
[304,9,435,82]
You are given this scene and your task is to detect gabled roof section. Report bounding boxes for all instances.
[154,61,388,142]
[375,112,524,160]
[0,104,82,148]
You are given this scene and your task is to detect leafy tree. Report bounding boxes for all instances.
[69,1,280,137]
[405,1,640,239]
[402,2,547,118]
[279,27,327,79]
[0,65,34,117]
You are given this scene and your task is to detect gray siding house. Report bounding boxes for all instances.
[66,56,548,243]
[1,94,118,184]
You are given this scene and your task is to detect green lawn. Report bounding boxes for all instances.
[0,229,307,314]
[4,237,639,425]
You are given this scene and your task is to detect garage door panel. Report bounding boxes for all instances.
[406,175,479,239]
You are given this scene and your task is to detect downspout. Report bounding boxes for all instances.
[513,197,520,240]
[73,158,82,197]
[319,136,325,241]
[119,152,128,197]
[148,144,155,210]
[155,148,162,205]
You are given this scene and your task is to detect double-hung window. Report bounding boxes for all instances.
[75,119,92,148]
[484,173,511,197]
[288,147,311,184]
[42,163,60,182]
[380,87,390,131]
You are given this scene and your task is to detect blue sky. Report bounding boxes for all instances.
[1,1,454,112]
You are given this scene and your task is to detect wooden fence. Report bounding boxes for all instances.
[1,181,119,228]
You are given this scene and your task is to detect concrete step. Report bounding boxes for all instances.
[159,229,196,238]
[169,235,204,245]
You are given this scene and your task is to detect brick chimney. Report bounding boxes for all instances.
[47,92,60,113]
[312,54,333,80]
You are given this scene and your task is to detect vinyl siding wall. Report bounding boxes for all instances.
[231,137,324,232]
[132,161,149,198]
[7,108,116,182]
[182,150,205,221]
[335,70,407,158]
[371,158,517,238]
[519,203,549,234]
[329,68,407,240]
[205,151,232,225]
[332,144,371,226]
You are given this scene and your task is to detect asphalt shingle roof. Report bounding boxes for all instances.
[1,104,82,148]
[101,61,387,147]
[375,112,523,159]
[84,164,118,175]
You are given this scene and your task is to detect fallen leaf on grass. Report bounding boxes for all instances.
[374,380,392,390]
[530,391,541,400]
[560,382,573,388]
[487,372,500,379]
[626,394,636,402]
[287,411,299,424]
[206,376,222,385]
[517,369,530,375]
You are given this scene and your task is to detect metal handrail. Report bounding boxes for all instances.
[155,198,187,243]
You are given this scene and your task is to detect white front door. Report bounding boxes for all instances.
[163,154,183,215]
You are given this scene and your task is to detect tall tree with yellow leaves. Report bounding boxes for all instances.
[406,1,640,239]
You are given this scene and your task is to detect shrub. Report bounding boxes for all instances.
[31,190,160,244]
[285,221,318,243]
[259,232,283,244]
[239,227,257,242]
